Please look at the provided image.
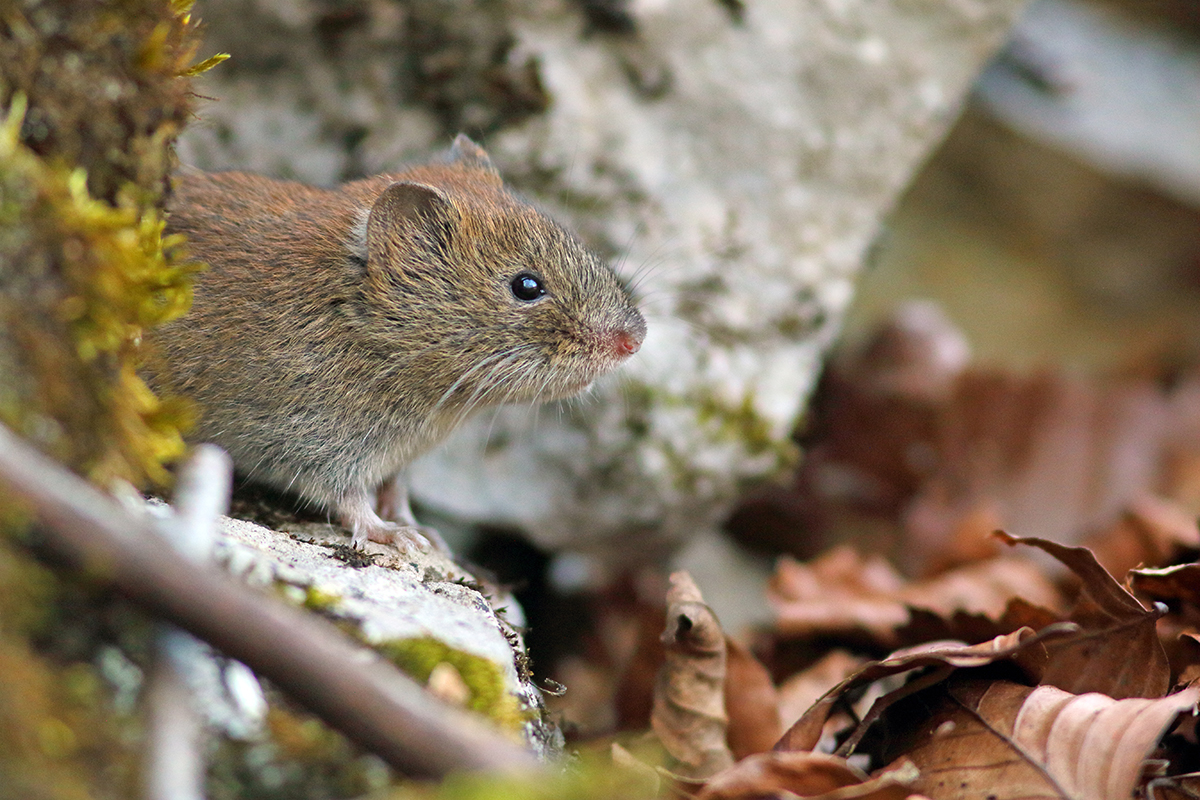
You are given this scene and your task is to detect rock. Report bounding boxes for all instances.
[178,0,1031,562]
[208,514,560,758]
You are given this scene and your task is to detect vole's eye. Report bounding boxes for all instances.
[510,272,546,302]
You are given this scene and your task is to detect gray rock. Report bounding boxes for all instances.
[179,0,1030,562]
[211,514,559,757]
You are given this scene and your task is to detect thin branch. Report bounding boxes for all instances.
[146,444,235,800]
[0,424,541,778]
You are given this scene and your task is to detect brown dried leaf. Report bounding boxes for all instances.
[1082,495,1200,580]
[777,650,866,733]
[731,308,1200,580]
[1130,562,1200,684]
[903,372,1171,575]
[1130,562,1200,613]
[652,571,735,779]
[775,626,1077,752]
[725,637,783,760]
[900,679,1200,800]
[1146,770,1200,800]
[999,532,1171,698]
[769,547,1062,648]
[696,751,920,800]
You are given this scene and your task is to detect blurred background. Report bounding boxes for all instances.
[847,0,1200,370]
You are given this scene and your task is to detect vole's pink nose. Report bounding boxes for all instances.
[612,328,642,358]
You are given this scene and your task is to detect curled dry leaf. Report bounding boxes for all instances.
[775,625,1078,752]
[725,637,783,760]
[998,532,1171,699]
[896,679,1200,800]
[769,547,1062,648]
[696,751,920,800]
[1145,770,1200,800]
[652,571,735,779]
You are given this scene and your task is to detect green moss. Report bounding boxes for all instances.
[379,637,530,733]
[379,744,664,800]
[0,0,220,488]
[0,97,202,484]
[0,2,226,798]
[0,537,146,800]
[208,701,391,800]
[621,381,798,493]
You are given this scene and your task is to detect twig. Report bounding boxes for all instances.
[0,424,541,778]
[145,631,207,800]
[146,445,235,800]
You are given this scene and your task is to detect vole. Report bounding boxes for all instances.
[147,135,646,554]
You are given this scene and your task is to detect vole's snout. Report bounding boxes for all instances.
[613,329,641,357]
[608,311,646,359]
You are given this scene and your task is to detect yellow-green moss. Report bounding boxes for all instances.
[379,744,664,800]
[0,95,200,484]
[379,636,530,733]
[0,2,225,798]
[0,537,145,800]
[0,0,222,488]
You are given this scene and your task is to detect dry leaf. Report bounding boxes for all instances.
[999,532,1171,698]
[652,571,735,779]
[729,307,1200,580]
[775,626,1077,752]
[903,372,1169,576]
[1082,495,1200,580]
[897,679,1199,799]
[725,637,783,760]
[1130,562,1200,684]
[769,547,1062,648]
[1145,770,1200,800]
[1130,562,1200,613]
[777,650,867,733]
[696,751,920,800]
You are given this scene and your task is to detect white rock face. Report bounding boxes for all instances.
[179,0,1029,562]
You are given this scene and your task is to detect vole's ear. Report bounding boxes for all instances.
[367,181,456,256]
[448,133,500,176]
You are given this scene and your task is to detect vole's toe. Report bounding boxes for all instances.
[350,520,450,556]
[342,488,451,556]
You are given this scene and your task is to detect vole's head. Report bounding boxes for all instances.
[356,136,645,411]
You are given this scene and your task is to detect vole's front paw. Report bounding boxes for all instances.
[356,521,450,556]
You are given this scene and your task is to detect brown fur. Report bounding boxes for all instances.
[146,136,645,551]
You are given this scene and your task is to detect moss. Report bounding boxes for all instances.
[0,0,222,488]
[0,537,147,800]
[208,701,391,800]
[621,381,798,493]
[378,744,664,800]
[378,636,530,733]
[0,2,227,798]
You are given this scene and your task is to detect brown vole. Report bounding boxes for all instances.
[147,136,646,553]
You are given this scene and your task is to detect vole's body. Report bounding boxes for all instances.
[148,137,645,552]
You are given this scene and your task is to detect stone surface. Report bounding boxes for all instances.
[179,0,1030,562]
[210,514,558,756]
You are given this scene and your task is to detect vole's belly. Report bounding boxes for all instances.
[198,393,448,506]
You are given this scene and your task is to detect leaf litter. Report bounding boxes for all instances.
[572,307,1200,800]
